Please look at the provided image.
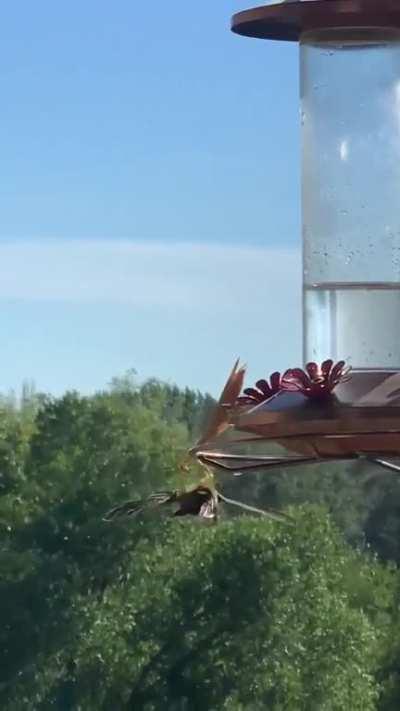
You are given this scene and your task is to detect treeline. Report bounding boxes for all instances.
[1,373,400,709]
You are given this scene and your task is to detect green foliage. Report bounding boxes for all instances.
[0,374,399,709]
[10,508,393,710]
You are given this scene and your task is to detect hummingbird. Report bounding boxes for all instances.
[103,471,291,524]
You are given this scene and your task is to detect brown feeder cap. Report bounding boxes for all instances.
[231,0,400,42]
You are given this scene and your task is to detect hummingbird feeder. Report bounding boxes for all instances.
[192,1,400,478]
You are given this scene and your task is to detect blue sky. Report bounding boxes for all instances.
[0,1,301,396]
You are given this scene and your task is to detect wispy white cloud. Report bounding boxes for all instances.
[0,239,301,315]
[0,239,302,395]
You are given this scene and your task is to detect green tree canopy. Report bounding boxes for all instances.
[0,376,399,710]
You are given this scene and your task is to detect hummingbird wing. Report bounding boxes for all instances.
[103,491,176,521]
[217,491,293,524]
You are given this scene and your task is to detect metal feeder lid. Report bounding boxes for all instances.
[231,1,400,42]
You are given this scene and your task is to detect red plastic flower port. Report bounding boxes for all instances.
[237,371,283,406]
[281,359,351,400]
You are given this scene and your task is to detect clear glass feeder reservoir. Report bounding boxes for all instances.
[301,28,400,369]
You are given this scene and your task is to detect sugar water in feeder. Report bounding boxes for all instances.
[301,28,400,369]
